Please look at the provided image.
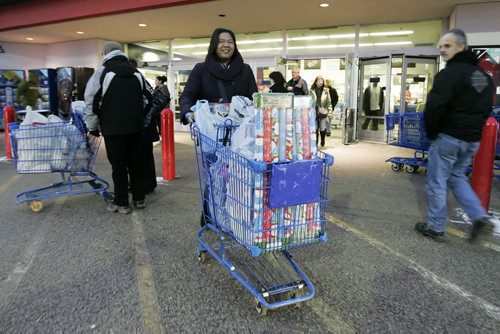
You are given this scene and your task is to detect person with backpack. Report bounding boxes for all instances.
[84,41,152,214]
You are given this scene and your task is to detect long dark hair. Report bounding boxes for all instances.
[269,71,286,85]
[206,27,240,62]
[311,76,325,90]
[156,75,167,84]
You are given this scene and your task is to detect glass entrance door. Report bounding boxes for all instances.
[357,58,390,142]
[390,57,438,114]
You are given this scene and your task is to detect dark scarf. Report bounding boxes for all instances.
[205,52,244,81]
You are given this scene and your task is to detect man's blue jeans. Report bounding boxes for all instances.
[426,133,486,232]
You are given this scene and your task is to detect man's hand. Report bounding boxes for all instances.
[89,130,101,137]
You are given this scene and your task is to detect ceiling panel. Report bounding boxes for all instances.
[0,0,494,44]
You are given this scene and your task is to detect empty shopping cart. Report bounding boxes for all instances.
[385,112,430,173]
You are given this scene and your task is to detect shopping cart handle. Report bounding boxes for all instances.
[185,112,195,125]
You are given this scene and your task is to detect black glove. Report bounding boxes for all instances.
[89,130,101,137]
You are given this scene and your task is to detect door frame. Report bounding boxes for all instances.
[356,56,392,142]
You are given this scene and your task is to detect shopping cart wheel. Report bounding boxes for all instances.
[405,165,419,173]
[391,163,403,171]
[103,192,114,204]
[28,200,43,212]
[292,289,305,309]
[254,298,268,316]
[198,251,208,264]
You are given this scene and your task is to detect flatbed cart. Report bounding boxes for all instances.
[191,122,334,315]
[385,112,430,173]
[9,112,111,212]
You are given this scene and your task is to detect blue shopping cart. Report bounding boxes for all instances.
[9,111,111,212]
[191,122,334,315]
[385,112,430,173]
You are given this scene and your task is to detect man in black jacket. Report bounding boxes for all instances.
[415,29,495,242]
[285,67,309,96]
[85,41,151,214]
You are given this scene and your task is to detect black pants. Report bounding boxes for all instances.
[362,109,381,131]
[104,132,145,206]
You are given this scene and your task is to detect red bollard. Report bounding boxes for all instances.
[160,108,176,180]
[471,116,499,210]
[3,106,16,159]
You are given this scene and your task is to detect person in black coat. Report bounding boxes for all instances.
[130,58,159,195]
[285,67,309,95]
[180,27,258,124]
[84,42,151,213]
[415,28,495,243]
[154,75,171,137]
[180,28,258,227]
[268,71,288,93]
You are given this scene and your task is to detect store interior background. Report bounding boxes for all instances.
[0,1,499,142]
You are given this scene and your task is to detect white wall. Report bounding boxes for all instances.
[0,42,46,70]
[0,39,103,71]
[46,39,102,68]
[451,2,500,45]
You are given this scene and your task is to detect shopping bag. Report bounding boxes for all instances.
[317,107,328,118]
[20,107,49,127]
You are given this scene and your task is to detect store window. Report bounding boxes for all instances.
[235,31,283,58]
[285,59,346,103]
[359,20,441,51]
[171,31,283,61]
[286,26,355,57]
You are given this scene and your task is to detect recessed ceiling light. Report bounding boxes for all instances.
[138,23,147,27]
[26,37,33,41]
[320,3,330,7]
[76,31,84,35]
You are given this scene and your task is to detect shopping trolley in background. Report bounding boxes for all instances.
[9,111,111,212]
[385,112,430,173]
[191,122,334,315]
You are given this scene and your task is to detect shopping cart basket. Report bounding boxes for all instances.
[385,112,430,173]
[9,112,111,212]
[191,121,334,315]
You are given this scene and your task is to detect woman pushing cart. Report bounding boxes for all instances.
[189,94,334,314]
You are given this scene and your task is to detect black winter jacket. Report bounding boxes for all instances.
[270,82,288,93]
[180,52,258,125]
[424,50,494,142]
[98,55,149,136]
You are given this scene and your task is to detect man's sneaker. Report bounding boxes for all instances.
[134,200,146,209]
[469,216,495,243]
[107,203,132,214]
[415,222,444,242]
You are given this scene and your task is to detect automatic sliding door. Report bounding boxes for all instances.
[358,58,390,142]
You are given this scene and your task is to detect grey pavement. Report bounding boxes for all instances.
[0,129,499,333]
